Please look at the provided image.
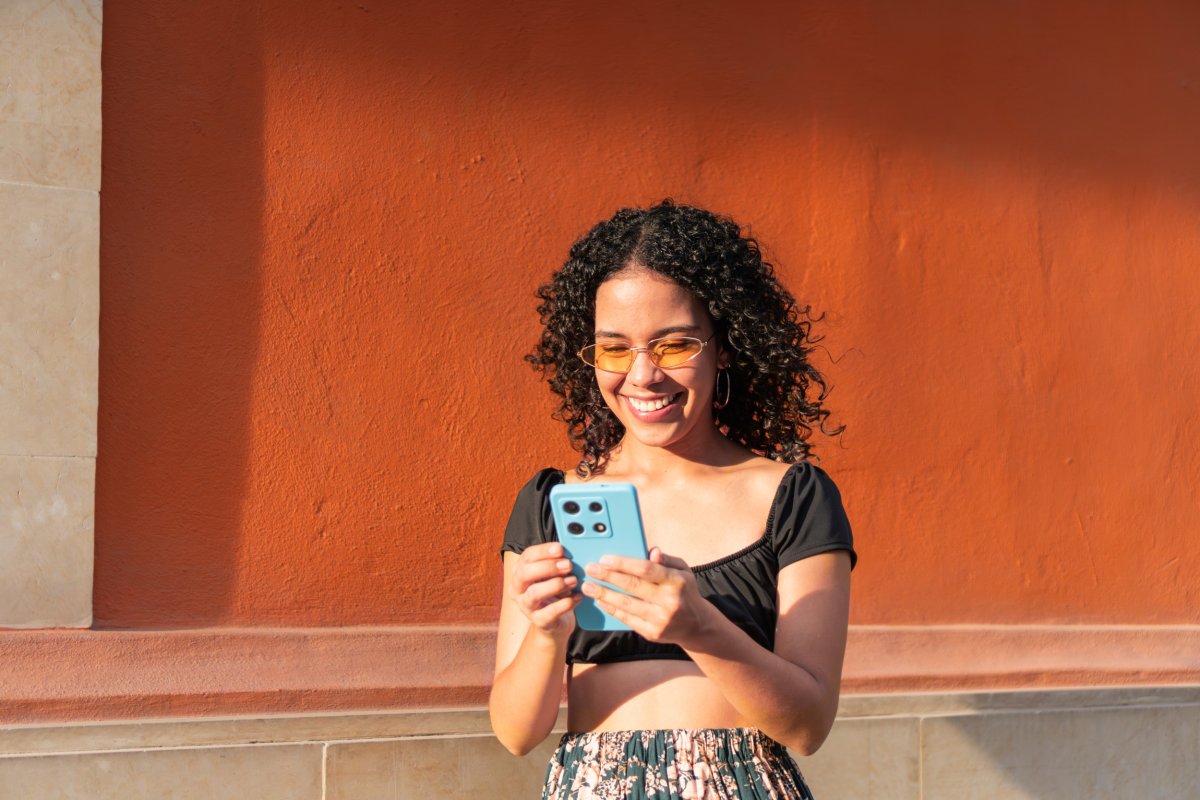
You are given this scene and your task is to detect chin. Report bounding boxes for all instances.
[625,426,685,450]
[620,413,704,450]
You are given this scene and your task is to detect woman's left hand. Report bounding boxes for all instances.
[581,547,714,649]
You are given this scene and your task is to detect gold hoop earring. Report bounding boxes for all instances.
[714,369,731,410]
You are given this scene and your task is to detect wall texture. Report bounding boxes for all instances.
[96,0,1200,629]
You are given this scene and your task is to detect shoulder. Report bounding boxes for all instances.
[514,467,566,497]
[501,468,566,555]
[509,467,566,518]
[776,460,843,499]
[771,460,857,570]
[722,457,795,516]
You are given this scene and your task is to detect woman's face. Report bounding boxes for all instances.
[592,268,727,452]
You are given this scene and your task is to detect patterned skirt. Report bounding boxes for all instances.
[541,728,815,800]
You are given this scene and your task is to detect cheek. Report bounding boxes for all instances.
[595,374,624,400]
[594,373,623,403]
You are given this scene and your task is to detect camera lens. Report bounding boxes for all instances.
[563,501,580,514]
[567,522,584,535]
[588,502,603,512]
[593,523,607,533]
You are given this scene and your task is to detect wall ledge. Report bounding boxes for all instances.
[4,686,1200,758]
[3,624,1199,724]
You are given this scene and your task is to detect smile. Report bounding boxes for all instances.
[624,392,682,413]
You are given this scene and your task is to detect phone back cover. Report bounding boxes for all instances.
[549,482,648,631]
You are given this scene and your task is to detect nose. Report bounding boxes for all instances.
[626,348,665,386]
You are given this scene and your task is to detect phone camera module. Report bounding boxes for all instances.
[593,523,607,533]
[567,521,585,535]
[588,502,603,513]
[563,501,580,515]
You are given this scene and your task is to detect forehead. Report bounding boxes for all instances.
[594,271,708,334]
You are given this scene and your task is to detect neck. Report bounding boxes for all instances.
[606,422,750,480]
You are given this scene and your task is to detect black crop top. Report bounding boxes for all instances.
[500,462,856,665]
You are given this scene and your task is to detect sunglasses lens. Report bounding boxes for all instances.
[584,344,634,372]
[652,338,703,367]
[581,337,706,372]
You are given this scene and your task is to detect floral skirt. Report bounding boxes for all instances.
[541,728,815,800]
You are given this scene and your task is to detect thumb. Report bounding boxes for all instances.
[649,546,689,571]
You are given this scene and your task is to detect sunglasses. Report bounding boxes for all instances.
[579,333,716,374]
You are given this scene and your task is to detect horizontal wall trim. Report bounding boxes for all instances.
[2,624,1198,724]
[5,686,1200,758]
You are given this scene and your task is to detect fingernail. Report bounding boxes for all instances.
[556,560,571,571]
[581,583,599,596]
[564,576,578,587]
[599,555,615,566]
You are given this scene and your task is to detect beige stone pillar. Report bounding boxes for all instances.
[0,0,101,628]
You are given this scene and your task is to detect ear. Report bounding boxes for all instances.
[716,344,732,370]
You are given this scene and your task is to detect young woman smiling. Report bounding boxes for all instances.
[490,201,856,799]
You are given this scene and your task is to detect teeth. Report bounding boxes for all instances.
[628,394,678,412]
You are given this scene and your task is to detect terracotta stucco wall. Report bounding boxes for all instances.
[97,0,1200,629]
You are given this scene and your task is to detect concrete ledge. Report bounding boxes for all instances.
[3,624,1199,724]
[842,624,1200,691]
[5,687,1200,758]
[0,625,497,724]
[5,689,1199,799]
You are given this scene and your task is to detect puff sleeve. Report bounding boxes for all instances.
[772,462,857,570]
[499,468,564,557]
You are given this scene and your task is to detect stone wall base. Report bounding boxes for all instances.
[2,686,1197,798]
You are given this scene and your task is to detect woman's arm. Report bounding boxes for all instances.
[489,544,580,756]
[582,549,852,755]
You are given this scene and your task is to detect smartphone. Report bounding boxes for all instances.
[549,482,649,631]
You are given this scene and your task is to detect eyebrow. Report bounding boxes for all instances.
[593,324,702,339]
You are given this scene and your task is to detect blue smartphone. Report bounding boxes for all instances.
[549,482,649,631]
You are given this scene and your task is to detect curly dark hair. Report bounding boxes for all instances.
[528,200,842,477]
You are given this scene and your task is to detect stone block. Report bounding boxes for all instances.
[0,183,98,457]
[0,743,322,800]
[326,734,559,799]
[799,716,921,799]
[922,704,1200,799]
[0,455,93,627]
[0,0,101,189]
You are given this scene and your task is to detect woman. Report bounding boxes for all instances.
[490,200,856,799]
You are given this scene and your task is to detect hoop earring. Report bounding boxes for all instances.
[714,369,731,410]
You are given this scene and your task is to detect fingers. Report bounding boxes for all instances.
[508,543,582,627]
[513,546,574,594]
[529,592,582,629]
[582,585,671,644]
[525,573,578,608]
[584,563,649,597]
[523,541,566,558]
[648,547,690,571]
[590,554,671,583]
[585,552,690,593]
[581,580,653,620]
[653,551,692,571]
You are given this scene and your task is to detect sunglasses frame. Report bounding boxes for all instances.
[579,332,717,374]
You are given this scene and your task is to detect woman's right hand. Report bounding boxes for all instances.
[509,542,581,638]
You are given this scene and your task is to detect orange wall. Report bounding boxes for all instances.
[97,1,1200,628]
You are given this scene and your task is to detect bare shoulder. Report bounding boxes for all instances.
[728,456,795,496]
[686,456,793,529]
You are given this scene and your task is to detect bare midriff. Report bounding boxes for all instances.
[567,660,748,732]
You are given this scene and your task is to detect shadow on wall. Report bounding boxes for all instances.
[279,0,1200,207]
[95,1,264,627]
[94,0,1200,631]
